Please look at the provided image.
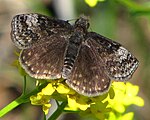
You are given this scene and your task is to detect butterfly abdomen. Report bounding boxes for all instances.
[62,32,83,79]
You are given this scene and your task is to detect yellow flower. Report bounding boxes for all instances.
[42,103,51,115]
[56,83,75,95]
[67,95,90,111]
[85,0,105,7]
[41,83,55,95]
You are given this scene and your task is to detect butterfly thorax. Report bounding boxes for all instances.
[62,17,89,79]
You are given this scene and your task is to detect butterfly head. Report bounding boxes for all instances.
[75,15,90,31]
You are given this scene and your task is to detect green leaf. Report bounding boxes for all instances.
[116,0,150,15]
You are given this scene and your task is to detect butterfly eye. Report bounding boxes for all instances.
[86,23,90,29]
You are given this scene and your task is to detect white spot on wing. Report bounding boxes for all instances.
[36,70,39,74]
[27,63,31,66]
[22,56,25,60]
[43,70,48,74]
[79,74,82,78]
[76,81,80,85]
[31,67,34,71]
[48,71,51,74]
[83,86,86,90]
[98,87,102,91]
[25,61,28,64]
[96,75,99,79]
[56,74,61,78]
[104,85,107,89]
[89,88,92,92]
[102,79,105,82]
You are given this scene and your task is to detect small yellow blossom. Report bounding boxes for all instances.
[85,0,105,7]
[67,95,89,111]
[42,103,51,115]
[41,83,55,95]
[56,83,71,94]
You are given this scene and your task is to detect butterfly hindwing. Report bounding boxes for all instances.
[66,42,111,97]
[19,34,68,79]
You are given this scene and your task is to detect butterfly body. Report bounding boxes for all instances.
[62,16,89,79]
[11,13,139,97]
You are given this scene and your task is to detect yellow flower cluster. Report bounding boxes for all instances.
[30,81,74,114]
[106,82,144,120]
[30,79,144,119]
[106,82,144,113]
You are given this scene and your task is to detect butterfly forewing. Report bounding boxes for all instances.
[66,43,111,97]
[87,32,139,81]
[11,13,72,49]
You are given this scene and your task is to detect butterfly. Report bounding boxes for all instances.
[11,13,139,97]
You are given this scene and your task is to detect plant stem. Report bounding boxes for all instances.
[47,101,68,120]
[0,83,47,118]
[23,75,27,95]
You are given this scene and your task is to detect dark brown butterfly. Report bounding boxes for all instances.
[11,13,139,97]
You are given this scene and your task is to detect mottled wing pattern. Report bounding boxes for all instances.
[20,35,67,79]
[87,32,139,81]
[66,42,111,97]
[11,13,72,49]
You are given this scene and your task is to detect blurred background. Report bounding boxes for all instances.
[0,0,150,120]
